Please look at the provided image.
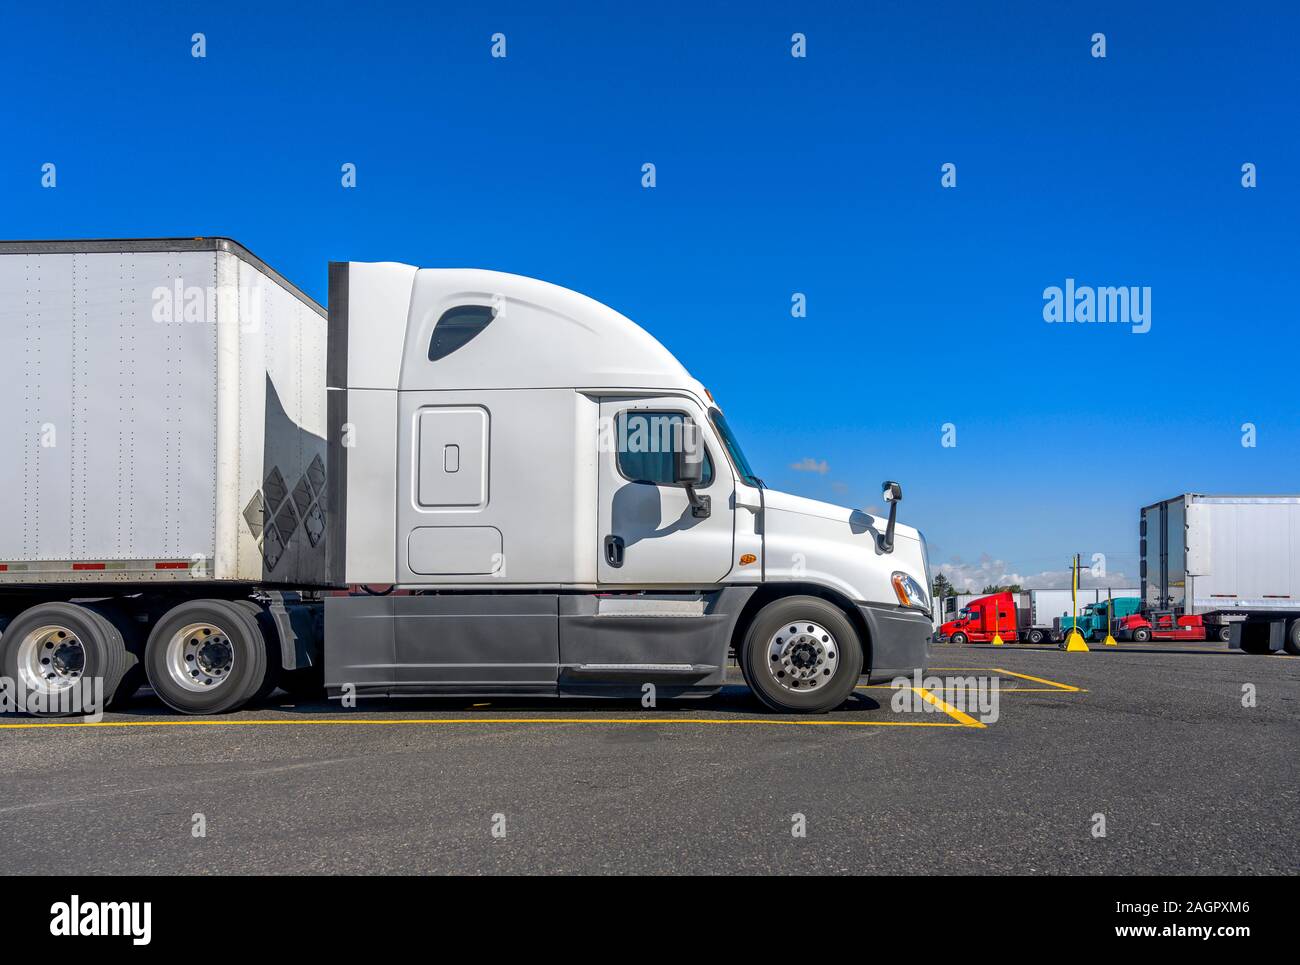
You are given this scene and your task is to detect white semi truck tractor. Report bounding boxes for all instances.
[0,238,932,716]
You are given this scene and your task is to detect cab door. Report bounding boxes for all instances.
[597,397,735,585]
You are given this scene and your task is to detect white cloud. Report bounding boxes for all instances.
[790,457,829,474]
[935,554,1132,592]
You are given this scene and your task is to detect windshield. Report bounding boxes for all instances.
[709,408,760,486]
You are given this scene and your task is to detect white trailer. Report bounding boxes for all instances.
[1141,494,1300,653]
[0,238,933,716]
[0,238,328,586]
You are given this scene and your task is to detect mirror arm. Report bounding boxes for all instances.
[686,485,711,519]
[882,502,897,553]
[880,479,902,553]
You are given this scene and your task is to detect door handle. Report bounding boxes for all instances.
[604,534,625,568]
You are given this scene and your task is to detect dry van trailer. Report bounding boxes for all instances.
[0,238,330,709]
[1140,494,1300,653]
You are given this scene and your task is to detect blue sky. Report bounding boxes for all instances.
[3,1,1296,590]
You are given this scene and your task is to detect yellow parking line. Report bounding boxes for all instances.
[0,716,969,731]
[857,684,1084,694]
[992,668,1082,693]
[912,687,985,728]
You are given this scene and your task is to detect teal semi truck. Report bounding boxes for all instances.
[1058,597,1141,641]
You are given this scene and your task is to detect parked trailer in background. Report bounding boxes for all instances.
[0,238,933,717]
[1137,494,1300,653]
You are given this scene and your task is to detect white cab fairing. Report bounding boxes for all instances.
[332,261,926,615]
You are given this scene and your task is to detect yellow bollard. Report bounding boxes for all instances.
[1103,633,1118,647]
[991,633,1005,646]
[1063,630,1090,651]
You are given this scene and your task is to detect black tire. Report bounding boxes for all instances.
[739,596,863,713]
[83,601,147,704]
[1216,625,1231,643]
[1026,628,1044,645]
[1132,626,1151,643]
[950,631,969,646]
[145,600,269,714]
[230,600,282,704]
[0,602,133,716]
[1285,620,1300,656]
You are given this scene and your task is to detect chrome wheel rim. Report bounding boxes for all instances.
[17,625,86,694]
[166,623,236,693]
[765,621,838,693]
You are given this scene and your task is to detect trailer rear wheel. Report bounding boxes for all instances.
[145,600,269,714]
[1216,625,1231,643]
[1025,629,1044,645]
[0,602,134,716]
[1286,620,1300,656]
[739,596,863,713]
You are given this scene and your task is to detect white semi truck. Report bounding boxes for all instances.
[0,238,933,716]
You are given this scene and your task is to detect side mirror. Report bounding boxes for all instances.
[880,480,902,552]
[673,419,710,518]
[673,422,705,487]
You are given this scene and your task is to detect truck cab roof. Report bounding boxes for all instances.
[334,263,711,402]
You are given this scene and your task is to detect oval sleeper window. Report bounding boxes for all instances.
[428,304,496,361]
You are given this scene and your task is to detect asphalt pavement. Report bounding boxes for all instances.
[1,641,1295,874]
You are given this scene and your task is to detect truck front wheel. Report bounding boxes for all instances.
[145,600,269,714]
[740,596,863,713]
[1132,626,1151,643]
[950,631,969,646]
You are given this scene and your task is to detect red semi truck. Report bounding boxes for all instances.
[937,591,1050,645]
[1114,612,1225,643]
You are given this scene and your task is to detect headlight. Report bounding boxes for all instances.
[891,571,930,615]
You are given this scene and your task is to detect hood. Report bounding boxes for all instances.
[759,487,929,609]
[760,489,922,545]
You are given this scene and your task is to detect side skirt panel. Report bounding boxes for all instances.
[557,586,756,698]
[323,587,757,700]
